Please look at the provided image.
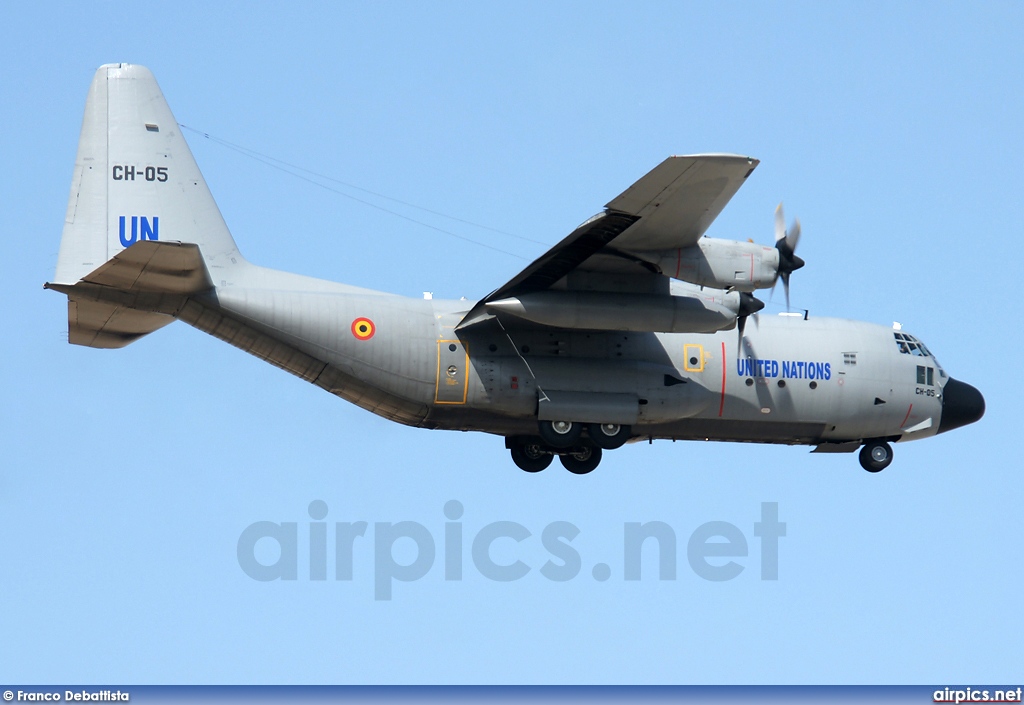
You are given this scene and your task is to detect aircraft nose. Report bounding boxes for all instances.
[937,377,985,434]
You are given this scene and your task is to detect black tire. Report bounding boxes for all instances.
[859,441,893,473]
[510,439,552,473]
[560,444,602,475]
[588,422,631,450]
[538,420,583,448]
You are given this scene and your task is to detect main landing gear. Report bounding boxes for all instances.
[508,421,631,474]
[561,444,602,474]
[508,438,553,473]
[536,420,631,450]
[507,436,604,474]
[859,440,894,473]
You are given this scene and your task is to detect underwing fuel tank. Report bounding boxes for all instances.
[484,290,757,333]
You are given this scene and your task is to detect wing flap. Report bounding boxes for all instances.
[457,211,639,329]
[485,212,640,301]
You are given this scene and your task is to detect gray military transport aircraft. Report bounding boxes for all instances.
[48,64,985,474]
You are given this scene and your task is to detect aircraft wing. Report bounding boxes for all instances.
[472,211,642,303]
[458,154,758,329]
[606,154,758,251]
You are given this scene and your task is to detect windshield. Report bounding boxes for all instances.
[895,331,947,379]
[893,331,931,357]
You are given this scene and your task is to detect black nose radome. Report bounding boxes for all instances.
[938,378,985,434]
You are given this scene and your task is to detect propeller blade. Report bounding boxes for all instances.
[786,217,801,252]
[772,205,803,310]
[737,291,764,349]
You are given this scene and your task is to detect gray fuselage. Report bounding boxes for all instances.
[192,263,944,448]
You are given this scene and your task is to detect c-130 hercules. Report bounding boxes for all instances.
[48,64,984,474]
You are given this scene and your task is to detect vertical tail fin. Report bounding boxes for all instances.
[55,63,243,286]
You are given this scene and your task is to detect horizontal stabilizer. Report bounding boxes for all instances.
[80,240,214,293]
[46,240,214,348]
[66,299,174,348]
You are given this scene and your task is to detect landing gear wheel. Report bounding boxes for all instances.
[859,441,893,473]
[560,444,602,475]
[510,439,552,473]
[538,420,583,448]
[588,422,631,449]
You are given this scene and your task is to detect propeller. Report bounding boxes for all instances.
[737,290,765,344]
[773,203,805,309]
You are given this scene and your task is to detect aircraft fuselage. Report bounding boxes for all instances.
[195,268,948,448]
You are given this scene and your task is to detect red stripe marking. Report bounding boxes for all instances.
[719,341,727,417]
[900,404,913,427]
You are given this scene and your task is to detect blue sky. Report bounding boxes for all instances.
[1,2,1021,684]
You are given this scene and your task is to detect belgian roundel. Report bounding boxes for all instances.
[351,317,375,340]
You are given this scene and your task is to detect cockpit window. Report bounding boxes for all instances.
[894,332,931,357]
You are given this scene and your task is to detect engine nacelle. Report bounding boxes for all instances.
[484,289,747,334]
[640,238,779,292]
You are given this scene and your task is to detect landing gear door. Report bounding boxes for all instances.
[436,339,469,404]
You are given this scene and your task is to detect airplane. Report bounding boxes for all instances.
[47,64,985,475]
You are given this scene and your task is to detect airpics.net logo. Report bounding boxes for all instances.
[237,501,786,600]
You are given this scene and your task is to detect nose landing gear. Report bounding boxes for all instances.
[859,440,893,472]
